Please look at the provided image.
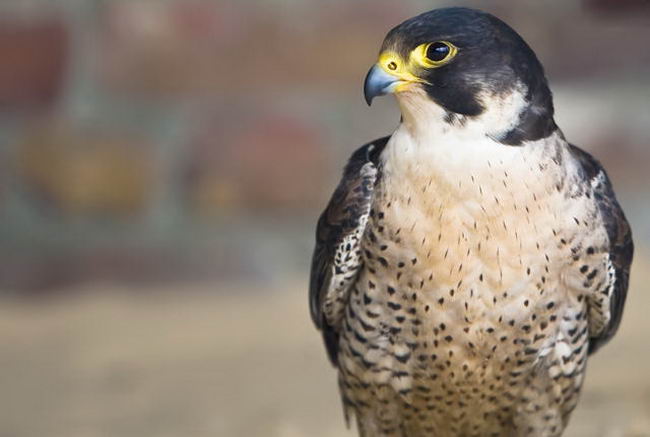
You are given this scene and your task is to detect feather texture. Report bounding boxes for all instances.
[309,137,388,365]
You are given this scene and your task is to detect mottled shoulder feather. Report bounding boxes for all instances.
[569,144,634,354]
[309,136,389,365]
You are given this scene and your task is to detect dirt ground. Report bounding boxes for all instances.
[1,254,648,437]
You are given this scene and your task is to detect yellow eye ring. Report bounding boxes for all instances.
[412,41,457,68]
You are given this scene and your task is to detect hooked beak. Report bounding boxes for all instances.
[364,64,402,106]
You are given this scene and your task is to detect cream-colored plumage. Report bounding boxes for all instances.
[337,126,592,436]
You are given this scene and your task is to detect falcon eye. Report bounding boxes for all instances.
[412,41,457,68]
[426,42,451,62]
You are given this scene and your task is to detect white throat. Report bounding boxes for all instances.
[381,84,563,196]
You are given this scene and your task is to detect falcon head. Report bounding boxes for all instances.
[364,7,557,145]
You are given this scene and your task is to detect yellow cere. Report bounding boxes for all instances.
[377,51,425,90]
[377,41,457,90]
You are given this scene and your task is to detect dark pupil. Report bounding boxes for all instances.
[427,42,449,62]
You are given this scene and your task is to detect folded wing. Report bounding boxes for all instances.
[569,144,634,354]
[309,137,388,365]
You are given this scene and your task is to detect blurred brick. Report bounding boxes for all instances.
[15,122,155,218]
[584,0,650,15]
[186,114,328,215]
[99,0,413,99]
[0,16,68,111]
[101,1,245,97]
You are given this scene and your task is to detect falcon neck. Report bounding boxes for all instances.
[380,119,568,204]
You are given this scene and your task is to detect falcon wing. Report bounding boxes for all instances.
[569,144,634,354]
[309,137,388,365]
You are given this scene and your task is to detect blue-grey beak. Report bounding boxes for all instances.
[364,64,400,106]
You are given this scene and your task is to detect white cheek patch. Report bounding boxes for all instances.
[478,84,529,140]
[395,81,529,143]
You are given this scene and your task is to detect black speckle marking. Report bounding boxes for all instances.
[387,302,402,311]
[395,352,411,364]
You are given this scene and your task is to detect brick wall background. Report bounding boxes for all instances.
[0,0,648,291]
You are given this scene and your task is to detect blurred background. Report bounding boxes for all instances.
[0,0,648,436]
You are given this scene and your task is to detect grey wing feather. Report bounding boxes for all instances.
[569,144,634,354]
[309,137,388,365]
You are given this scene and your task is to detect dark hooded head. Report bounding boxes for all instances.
[364,7,557,145]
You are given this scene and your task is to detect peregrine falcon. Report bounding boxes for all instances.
[309,7,633,437]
